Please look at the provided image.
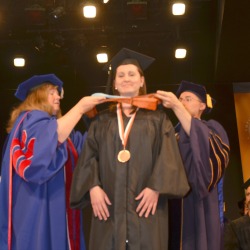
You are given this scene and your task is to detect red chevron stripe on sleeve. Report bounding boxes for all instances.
[11,130,35,179]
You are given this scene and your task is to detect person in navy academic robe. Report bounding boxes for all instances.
[156,81,230,250]
[0,74,105,250]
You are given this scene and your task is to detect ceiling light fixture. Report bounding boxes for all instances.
[96,46,108,63]
[83,2,97,18]
[96,53,108,63]
[175,48,187,59]
[172,3,186,16]
[14,57,25,67]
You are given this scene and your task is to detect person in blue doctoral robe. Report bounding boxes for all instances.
[0,74,105,250]
[156,81,230,250]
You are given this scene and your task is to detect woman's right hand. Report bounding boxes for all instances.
[57,96,105,143]
[79,96,106,115]
[90,186,112,221]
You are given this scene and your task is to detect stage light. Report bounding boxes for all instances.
[175,48,187,59]
[172,3,185,15]
[96,52,108,63]
[83,4,96,18]
[14,57,25,67]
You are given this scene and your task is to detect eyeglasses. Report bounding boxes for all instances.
[179,96,201,103]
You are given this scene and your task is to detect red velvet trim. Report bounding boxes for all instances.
[12,132,35,179]
[8,112,30,250]
[65,138,81,250]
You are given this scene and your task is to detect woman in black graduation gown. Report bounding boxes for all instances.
[70,48,190,250]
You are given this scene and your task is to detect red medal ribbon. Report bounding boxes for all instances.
[117,103,137,150]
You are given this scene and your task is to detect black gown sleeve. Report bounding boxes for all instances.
[70,117,101,208]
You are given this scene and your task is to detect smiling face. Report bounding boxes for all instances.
[179,91,206,118]
[47,86,61,115]
[114,64,145,97]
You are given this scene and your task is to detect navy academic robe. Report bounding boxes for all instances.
[169,118,230,250]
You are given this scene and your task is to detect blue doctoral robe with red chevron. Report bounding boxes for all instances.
[0,110,86,250]
[169,118,230,250]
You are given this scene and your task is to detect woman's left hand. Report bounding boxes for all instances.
[135,187,159,218]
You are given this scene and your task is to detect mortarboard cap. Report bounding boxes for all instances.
[176,80,216,114]
[243,178,250,189]
[103,48,155,94]
[15,74,63,101]
[103,48,155,72]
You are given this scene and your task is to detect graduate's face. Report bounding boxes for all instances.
[179,91,206,118]
[114,64,144,97]
[47,87,61,115]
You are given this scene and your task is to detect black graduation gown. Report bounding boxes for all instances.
[224,215,250,250]
[70,108,190,250]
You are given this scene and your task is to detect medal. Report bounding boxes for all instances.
[118,149,131,163]
[117,103,138,164]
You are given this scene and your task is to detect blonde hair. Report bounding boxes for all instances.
[6,83,62,133]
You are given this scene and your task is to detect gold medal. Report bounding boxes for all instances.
[116,103,138,163]
[117,149,131,163]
